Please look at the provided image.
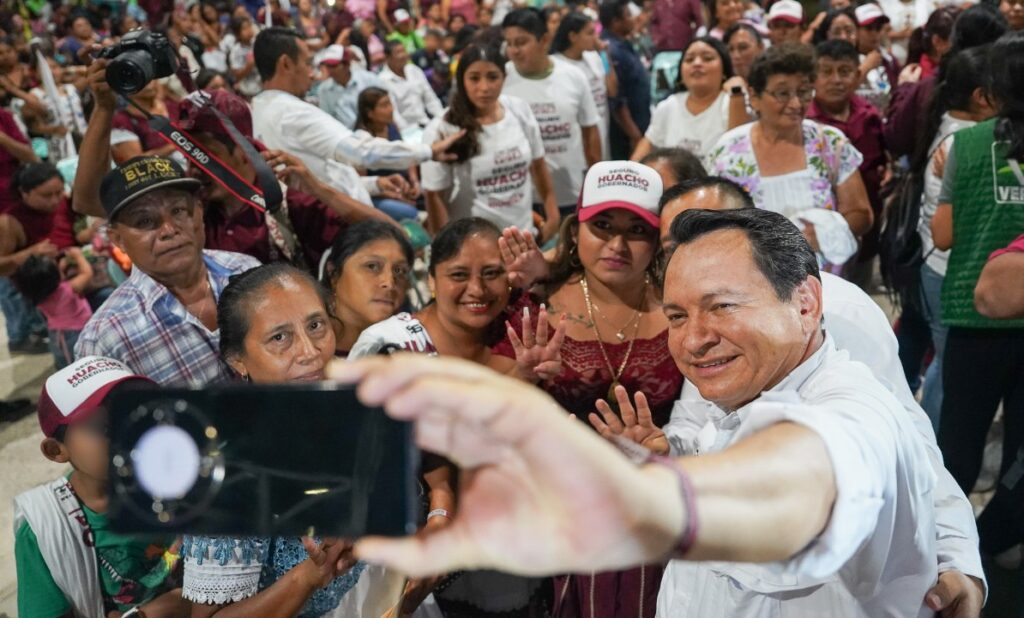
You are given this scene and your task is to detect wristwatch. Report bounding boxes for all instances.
[730,85,745,97]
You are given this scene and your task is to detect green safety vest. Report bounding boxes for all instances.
[943,118,1024,328]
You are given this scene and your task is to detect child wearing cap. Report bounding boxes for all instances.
[13,357,186,618]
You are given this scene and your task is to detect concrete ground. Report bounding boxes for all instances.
[0,319,64,618]
[0,322,64,618]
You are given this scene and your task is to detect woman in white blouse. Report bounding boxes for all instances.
[630,36,750,162]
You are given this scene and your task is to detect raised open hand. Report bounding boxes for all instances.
[498,226,549,289]
[589,385,669,455]
[506,303,567,382]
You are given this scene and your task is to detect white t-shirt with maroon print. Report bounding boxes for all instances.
[421,95,545,232]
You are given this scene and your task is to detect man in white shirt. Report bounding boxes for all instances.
[379,40,444,128]
[334,207,940,618]
[250,28,461,205]
[502,8,602,215]
[641,177,983,615]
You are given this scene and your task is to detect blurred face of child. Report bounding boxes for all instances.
[42,410,110,482]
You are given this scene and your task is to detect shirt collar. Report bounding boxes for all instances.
[130,250,231,313]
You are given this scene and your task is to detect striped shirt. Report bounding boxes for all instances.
[74,250,260,386]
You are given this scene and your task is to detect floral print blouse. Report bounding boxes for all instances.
[706,120,864,215]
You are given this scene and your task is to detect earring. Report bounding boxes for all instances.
[569,243,582,269]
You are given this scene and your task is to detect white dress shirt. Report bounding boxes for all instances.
[658,335,938,617]
[663,272,986,596]
[379,62,444,128]
[251,89,432,205]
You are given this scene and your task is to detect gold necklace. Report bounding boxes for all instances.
[580,274,648,403]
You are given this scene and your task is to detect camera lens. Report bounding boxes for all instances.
[106,49,155,95]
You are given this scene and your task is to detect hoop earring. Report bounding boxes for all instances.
[570,243,582,269]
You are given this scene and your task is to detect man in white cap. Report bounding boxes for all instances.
[767,0,804,46]
[317,43,391,129]
[386,8,425,52]
[13,357,186,618]
[854,3,899,109]
[379,38,444,129]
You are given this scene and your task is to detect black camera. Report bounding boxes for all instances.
[107,383,418,537]
[99,29,179,95]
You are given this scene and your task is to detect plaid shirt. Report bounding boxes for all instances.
[75,250,261,386]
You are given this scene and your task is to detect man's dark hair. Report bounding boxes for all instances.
[254,26,301,82]
[640,148,707,186]
[385,39,406,57]
[668,209,820,301]
[502,8,547,39]
[599,0,629,30]
[815,39,859,64]
[748,42,815,94]
[659,176,754,211]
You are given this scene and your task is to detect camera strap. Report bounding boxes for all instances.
[125,91,308,268]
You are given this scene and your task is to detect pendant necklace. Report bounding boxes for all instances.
[580,274,649,403]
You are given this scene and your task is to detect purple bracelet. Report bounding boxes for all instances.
[647,454,699,558]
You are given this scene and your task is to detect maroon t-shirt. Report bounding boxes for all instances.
[202,189,346,267]
[112,100,180,152]
[0,109,29,213]
[2,200,56,249]
[49,198,79,250]
[808,95,886,260]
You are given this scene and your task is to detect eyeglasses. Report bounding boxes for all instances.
[763,87,815,103]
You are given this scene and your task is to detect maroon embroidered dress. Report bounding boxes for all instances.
[493,294,683,618]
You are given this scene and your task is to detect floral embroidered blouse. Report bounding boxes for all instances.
[705,120,864,217]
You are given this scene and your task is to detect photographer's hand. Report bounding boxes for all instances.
[264,149,318,193]
[73,43,117,217]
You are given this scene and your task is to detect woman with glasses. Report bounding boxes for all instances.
[706,44,873,266]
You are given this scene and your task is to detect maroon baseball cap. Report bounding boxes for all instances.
[177,89,254,141]
[38,356,153,438]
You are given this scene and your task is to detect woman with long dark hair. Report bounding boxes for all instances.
[931,34,1024,538]
[353,86,421,221]
[320,220,414,356]
[904,47,995,429]
[552,11,616,160]
[885,4,1008,158]
[630,36,748,161]
[906,6,959,79]
[420,43,559,240]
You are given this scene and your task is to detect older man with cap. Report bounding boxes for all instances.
[74,156,260,386]
[317,43,393,129]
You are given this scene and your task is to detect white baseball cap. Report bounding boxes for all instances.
[37,356,152,438]
[393,8,412,23]
[578,161,663,228]
[768,0,803,24]
[855,3,889,26]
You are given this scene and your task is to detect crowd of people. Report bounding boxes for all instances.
[2,0,1023,615]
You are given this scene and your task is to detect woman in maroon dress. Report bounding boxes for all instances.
[494,161,682,617]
